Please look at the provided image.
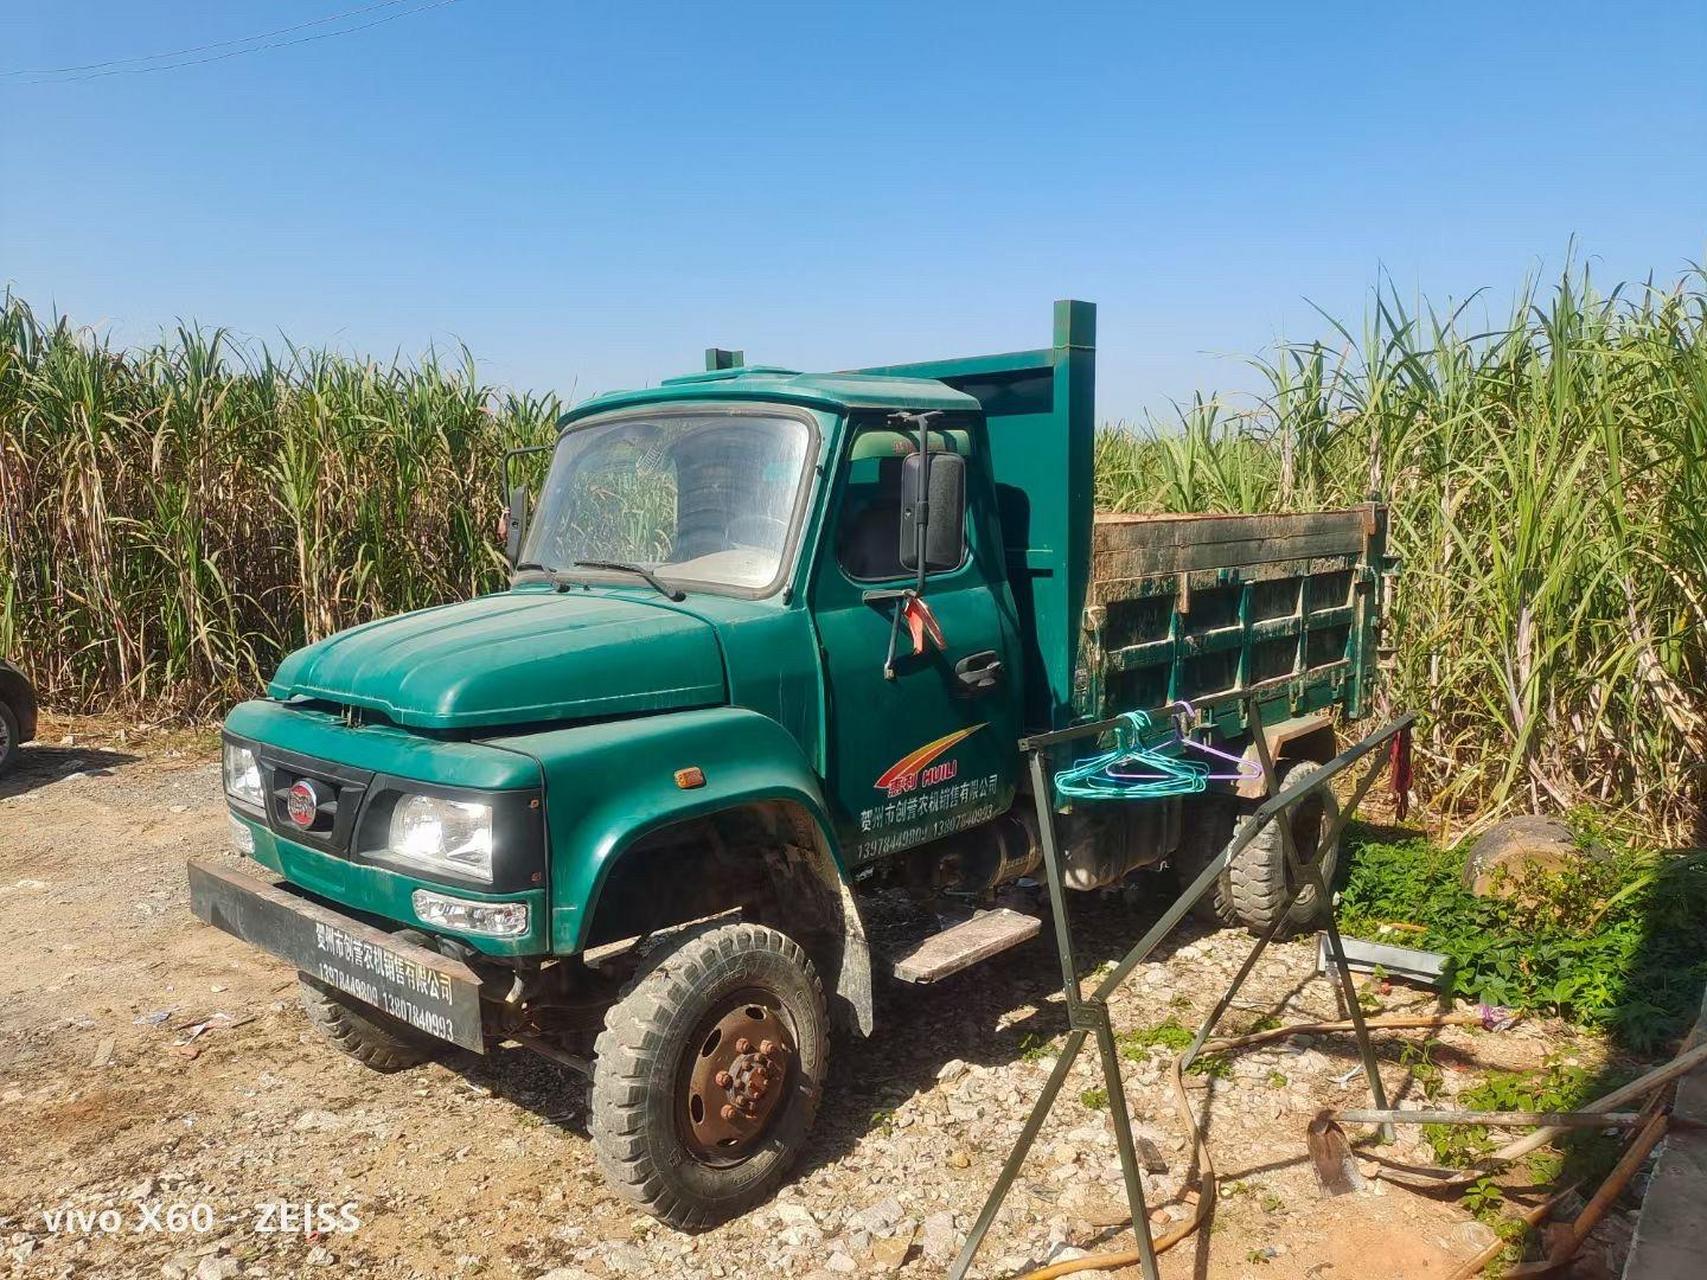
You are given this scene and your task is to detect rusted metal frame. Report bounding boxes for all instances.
[1033,748,1161,1280]
[953,712,1413,1280]
[1244,705,1395,1140]
[1087,713,1411,1005]
[949,750,1162,1280]
[1167,705,1392,1104]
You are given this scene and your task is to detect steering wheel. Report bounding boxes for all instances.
[727,512,789,549]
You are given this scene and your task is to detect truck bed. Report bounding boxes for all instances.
[1079,506,1387,724]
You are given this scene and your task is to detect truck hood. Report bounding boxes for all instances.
[267,590,726,730]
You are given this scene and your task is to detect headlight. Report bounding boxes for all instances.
[412,890,529,938]
[388,794,493,881]
[224,743,264,808]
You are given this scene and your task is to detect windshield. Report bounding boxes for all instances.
[520,409,814,594]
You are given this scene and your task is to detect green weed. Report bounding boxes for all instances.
[1118,1017,1193,1062]
[1018,1032,1056,1064]
[1186,1052,1233,1080]
[1339,827,1707,1052]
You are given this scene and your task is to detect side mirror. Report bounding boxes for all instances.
[899,451,966,574]
[500,442,553,568]
[504,486,529,566]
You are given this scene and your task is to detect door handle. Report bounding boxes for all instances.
[954,650,1004,694]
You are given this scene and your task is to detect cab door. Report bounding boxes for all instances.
[810,415,1022,867]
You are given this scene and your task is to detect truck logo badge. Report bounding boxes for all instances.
[874,725,984,798]
[286,779,322,828]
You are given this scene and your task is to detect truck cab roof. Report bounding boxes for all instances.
[559,366,981,426]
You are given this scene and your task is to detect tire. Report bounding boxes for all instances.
[1173,796,1241,926]
[0,699,18,775]
[1223,759,1341,935]
[591,922,827,1230]
[298,974,436,1072]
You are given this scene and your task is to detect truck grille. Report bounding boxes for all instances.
[256,750,372,856]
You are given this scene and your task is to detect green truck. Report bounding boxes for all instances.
[191,300,1390,1227]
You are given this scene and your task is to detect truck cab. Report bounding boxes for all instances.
[195,300,1385,1227]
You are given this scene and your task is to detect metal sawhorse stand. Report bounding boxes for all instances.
[949,703,1416,1280]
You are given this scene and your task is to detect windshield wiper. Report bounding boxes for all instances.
[572,559,686,602]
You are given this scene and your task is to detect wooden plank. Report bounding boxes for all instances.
[1093,508,1366,542]
[1094,530,1363,580]
[1099,508,1365,549]
[1091,510,1366,581]
[890,908,1042,984]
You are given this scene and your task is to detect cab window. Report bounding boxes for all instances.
[835,424,972,582]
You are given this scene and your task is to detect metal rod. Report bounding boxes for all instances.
[1317,749,1391,856]
[1086,713,1411,1007]
[953,712,1412,1280]
[1179,879,1299,1069]
[1094,1015,1160,1280]
[947,1027,1089,1280]
[1318,910,1394,1139]
[1030,750,1085,1015]
[1336,1109,1644,1129]
[510,1033,593,1076]
[1017,711,1137,752]
[1245,706,1393,1140]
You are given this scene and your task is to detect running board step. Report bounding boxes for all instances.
[889,908,1042,984]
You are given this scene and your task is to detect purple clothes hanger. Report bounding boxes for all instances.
[1106,699,1262,783]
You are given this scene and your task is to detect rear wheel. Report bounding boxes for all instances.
[1223,759,1340,934]
[297,974,436,1072]
[591,922,827,1229]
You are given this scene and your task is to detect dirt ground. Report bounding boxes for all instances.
[0,718,1640,1280]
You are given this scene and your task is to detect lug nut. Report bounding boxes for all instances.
[734,1037,752,1054]
[759,1039,776,1056]
[720,1104,737,1122]
[714,1070,732,1088]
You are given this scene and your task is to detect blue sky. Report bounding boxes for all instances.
[4,1,1704,421]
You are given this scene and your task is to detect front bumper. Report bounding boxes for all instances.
[188,857,486,1052]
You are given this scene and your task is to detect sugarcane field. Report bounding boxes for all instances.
[3,6,1705,1280]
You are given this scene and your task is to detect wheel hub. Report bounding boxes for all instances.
[684,1001,794,1159]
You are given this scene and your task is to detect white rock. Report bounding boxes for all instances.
[850,1196,906,1235]
[920,1211,958,1260]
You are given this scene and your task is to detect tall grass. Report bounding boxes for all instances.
[1097,265,1706,841]
[0,295,561,716]
[2,264,1702,838]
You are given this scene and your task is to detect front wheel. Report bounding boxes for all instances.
[297,973,436,1072]
[590,922,827,1230]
